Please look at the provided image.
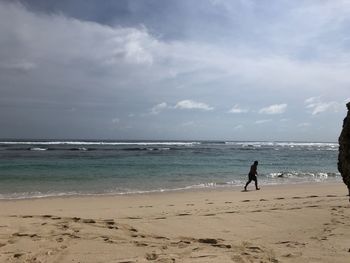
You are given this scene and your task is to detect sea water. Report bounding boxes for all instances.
[0,140,340,199]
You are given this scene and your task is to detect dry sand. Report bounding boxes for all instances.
[0,183,349,262]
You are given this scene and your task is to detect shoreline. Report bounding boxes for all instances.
[0,181,346,205]
[0,179,342,201]
[0,182,349,262]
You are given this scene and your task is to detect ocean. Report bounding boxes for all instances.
[0,140,340,199]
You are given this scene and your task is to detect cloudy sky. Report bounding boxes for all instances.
[1,0,349,141]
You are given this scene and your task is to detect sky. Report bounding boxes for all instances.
[0,0,349,141]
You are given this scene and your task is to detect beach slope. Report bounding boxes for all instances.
[0,183,349,262]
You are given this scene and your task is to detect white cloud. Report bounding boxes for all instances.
[304,97,342,115]
[255,119,272,124]
[259,104,287,114]
[304,96,319,105]
[310,102,334,115]
[150,102,168,114]
[174,100,214,111]
[228,104,248,114]
[124,27,155,65]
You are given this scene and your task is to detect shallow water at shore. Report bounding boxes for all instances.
[0,140,340,199]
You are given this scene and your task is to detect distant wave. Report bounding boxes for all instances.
[223,142,338,152]
[225,141,338,147]
[69,147,88,151]
[122,147,171,151]
[29,147,48,151]
[1,141,339,154]
[0,141,199,146]
[1,140,338,148]
[4,146,175,152]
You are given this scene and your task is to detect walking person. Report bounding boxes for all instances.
[244,161,260,191]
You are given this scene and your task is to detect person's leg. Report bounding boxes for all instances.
[254,178,260,190]
[244,179,252,190]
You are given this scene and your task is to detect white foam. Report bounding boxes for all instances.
[29,147,47,151]
[267,171,340,179]
[1,141,199,146]
[147,147,171,151]
[78,147,88,151]
[225,141,338,148]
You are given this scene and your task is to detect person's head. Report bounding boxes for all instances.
[254,160,258,165]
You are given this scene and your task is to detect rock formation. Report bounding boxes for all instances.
[338,102,350,201]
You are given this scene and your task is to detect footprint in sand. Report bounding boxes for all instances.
[13,253,25,259]
[177,213,191,216]
[287,207,301,210]
[127,216,142,220]
[72,217,81,222]
[155,217,167,220]
[12,232,40,239]
[135,241,148,247]
[282,252,302,258]
[246,245,264,252]
[197,238,222,245]
[276,240,306,248]
[103,219,115,225]
[21,215,33,218]
[172,240,191,248]
[82,219,96,224]
[129,227,138,233]
[145,252,158,260]
[101,236,113,243]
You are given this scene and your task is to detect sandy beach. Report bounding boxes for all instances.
[0,183,349,263]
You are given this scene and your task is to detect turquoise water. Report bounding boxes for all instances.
[0,141,340,199]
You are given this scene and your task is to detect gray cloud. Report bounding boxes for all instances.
[1,1,350,141]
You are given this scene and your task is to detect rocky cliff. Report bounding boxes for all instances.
[338,102,350,201]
